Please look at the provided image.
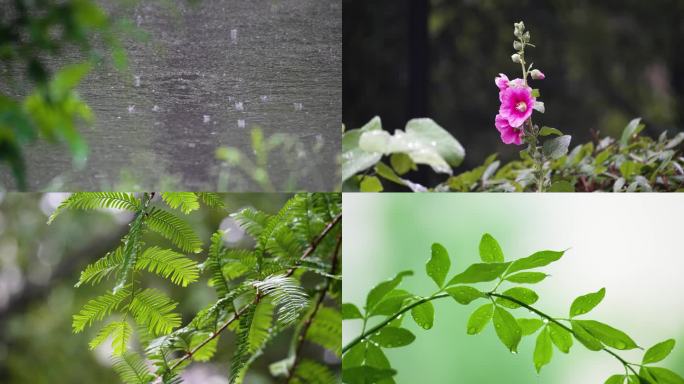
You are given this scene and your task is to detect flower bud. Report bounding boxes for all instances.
[513,41,523,50]
[522,31,530,42]
[530,69,545,80]
[511,53,522,63]
[514,21,525,37]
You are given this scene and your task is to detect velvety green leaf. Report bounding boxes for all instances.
[534,326,553,373]
[496,287,539,309]
[642,339,675,364]
[493,306,522,353]
[447,262,510,285]
[605,375,627,384]
[370,327,415,348]
[507,250,564,274]
[467,304,494,335]
[479,233,504,263]
[342,303,363,320]
[574,320,638,350]
[548,323,573,353]
[342,117,383,182]
[620,118,644,147]
[360,176,383,192]
[505,272,548,284]
[366,271,413,311]
[411,301,435,330]
[571,320,603,351]
[342,366,396,384]
[404,118,465,168]
[540,126,563,136]
[517,318,544,336]
[426,243,450,287]
[569,288,605,317]
[644,367,684,384]
[445,286,483,305]
[543,135,572,159]
[371,290,412,317]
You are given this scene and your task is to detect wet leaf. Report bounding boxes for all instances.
[426,243,450,288]
[411,301,434,330]
[569,288,605,317]
[479,233,504,263]
[370,327,415,348]
[467,304,494,335]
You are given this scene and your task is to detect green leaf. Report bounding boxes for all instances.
[467,303,494,335]
[146,207,203,253]
[574,320,638,350]
[548,323,573,353]
[390,153,415,175]
[549,180,575,192]
[505,272,548,284]
[642,339,675,364]
[605,375,627,384]
[73,288,131,333]
[128,289,181,336]
[543,135,572,159]
[540,126,563,136]
[89,321,131,356]
[620,118,644,147]
[342,116,383,182]
[342,366,396,384]
[306,306,342,357]
[365,271,413,311]
[534,326,553,373]
[426,243,450,288]
[136,247,199,287]
[507,250,564,274]
[411,301,435,330]
[404,118,465,168]
[570,320,603,351]
[569,288,605,317]
[112,351,154,384]
[370,327,415,348]
[447,262,509,285]
[342,303,364,320]
[517,318,544,336]
[48,192,140,224]
[360,176,383,192]
[479,233,504,263]
[643,367,684,384]
[493,306,522,353]
[161,192,200,214]
[496,287,539,309]
[371,290,412,317]
[375,162,406,185]
[445,286,484,305]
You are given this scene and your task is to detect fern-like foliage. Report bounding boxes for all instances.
[61,192,341,383]
[48,192,140,223]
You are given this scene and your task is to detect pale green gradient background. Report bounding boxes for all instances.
[342,194,684,383]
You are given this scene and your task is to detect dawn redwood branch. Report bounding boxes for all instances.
[286,234,341,383]
[285,212,341,277]
[342,291,640,377]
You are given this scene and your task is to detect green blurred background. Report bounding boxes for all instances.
[343,0,684,187]
[0,193,302,383]
[342,194,684,383]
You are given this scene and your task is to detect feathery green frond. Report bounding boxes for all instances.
[113,351,154,384]
[230,305,256,384]
[89,321,132,356]
[290,359,338,384]
[197,192,225,209]
[253,275,308,326]
[48,192,140,224]
[128,289,181,336]
[161,192,200,214]
[204,230,230,297]
[73,287,131,333]
[75,247,123,287]
[231,207,272,239]
[266,225,305,262]
[114,212,146,293]
[146,207,202,253]
[136,246,199,287]
[306,306,341,357]
[188,332,219,362]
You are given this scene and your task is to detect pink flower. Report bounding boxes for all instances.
[530,69,545,80]
[495,114,524,145]
[495,73,509,91]
[498,86,535,128]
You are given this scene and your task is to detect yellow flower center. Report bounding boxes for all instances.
[516,101,527,112]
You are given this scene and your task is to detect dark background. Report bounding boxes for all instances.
[343,0,684,185]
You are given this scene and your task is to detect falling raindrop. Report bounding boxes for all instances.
[152,105,160,112]
[235,102,244,111]
[127,105,135,113]
[293,102,303,111]
[260,95,269,102]
[188,142,196,148]
[134,75,141,87]
[230,29,238,44]
[237,119,245,128]
[203,115,211,123]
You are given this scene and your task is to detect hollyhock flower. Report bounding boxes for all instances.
[499,86,535,127]
[495,73,509,91]
[495,113,523,145]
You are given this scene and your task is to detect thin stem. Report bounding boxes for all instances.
[286,234,341,382]
[285,213,342,277]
